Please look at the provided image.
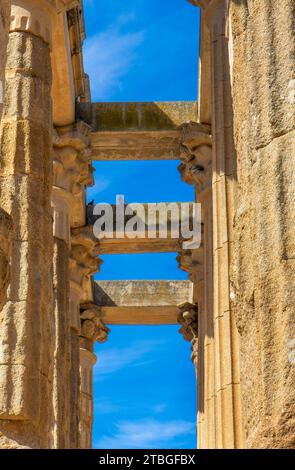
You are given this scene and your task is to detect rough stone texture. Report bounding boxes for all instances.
[95,280,193,307]
[91,130,182,161]
[0,2,12,311]
[229,0,295,449]
[0,30,53,447]
[83,101,198,131]
[0,1,10,120]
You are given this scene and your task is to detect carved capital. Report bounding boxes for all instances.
[53,122,93,191]
[10,0,55,45]
[178,302,198,341]
[0,209,12,310]
[179,122,212,193]
[10,1,82,45]
[178,302,198,367]
[80,303,109,345]
[177,240,204,283]
[69,225,102,289]
[187,0,226,27]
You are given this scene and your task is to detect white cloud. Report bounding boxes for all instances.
[83,15,145,100]
[152,403,168,414]
[94,340,164,382]
[94,418,195,449]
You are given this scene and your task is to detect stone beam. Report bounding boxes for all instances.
[87,203,195,254]
[94,280,193,325]
[91,130,181,161]
[78,101,198,160]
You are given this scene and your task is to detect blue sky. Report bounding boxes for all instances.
[83,0,200,449]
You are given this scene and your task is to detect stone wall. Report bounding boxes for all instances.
[229,0,295,448]
[0,1,10,120]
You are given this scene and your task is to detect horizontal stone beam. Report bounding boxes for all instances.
[98,236,182,254]
[91,130,181,160]
[94,281,193,325]
[87,203,196,254]
[82,101,198,132]
[77,101,198,160]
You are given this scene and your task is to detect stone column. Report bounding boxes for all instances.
[0,0,58,448]
[205,0,243,449]
[229,0,295,448]
[69,226,102,448]
[0,2,12,313]
[51,122,90,448]
[51,120,96,448]
[178,122,215,448]
[79,304,109,449]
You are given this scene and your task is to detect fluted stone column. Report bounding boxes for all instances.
[207,0,243,449]
[0,1,12,312]
[69,226,102,448]
[178,122,215,448]
[188,0,243,448]
[0,0,59,448]
[229,0,295,448]
[51,123,91,448]
[79,304,109,449]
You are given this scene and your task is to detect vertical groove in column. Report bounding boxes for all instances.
[209,1,243,449]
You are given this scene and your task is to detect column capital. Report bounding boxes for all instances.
[69,225,102,288]
[179,122,212,193]
[177,241,204,283]
[80,303,110,347]
[52,122,93,237]
[178,302,198,368]
[10,0,82,45]
[187,0,226,25]
[178,302,198,342]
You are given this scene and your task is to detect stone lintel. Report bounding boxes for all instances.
[91,130,181,161]
[94,280,193,325]
[87,203,195,254]
[79,101,198,160]
[90,102,198,131]
[98,237,181,254]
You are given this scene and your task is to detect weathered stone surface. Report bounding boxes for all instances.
[0,25,53,447]
[230,0,295,449]
[93,280,193,325]
[85,101,198,131]
[91,130,182,160]
[0,1,10,120]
